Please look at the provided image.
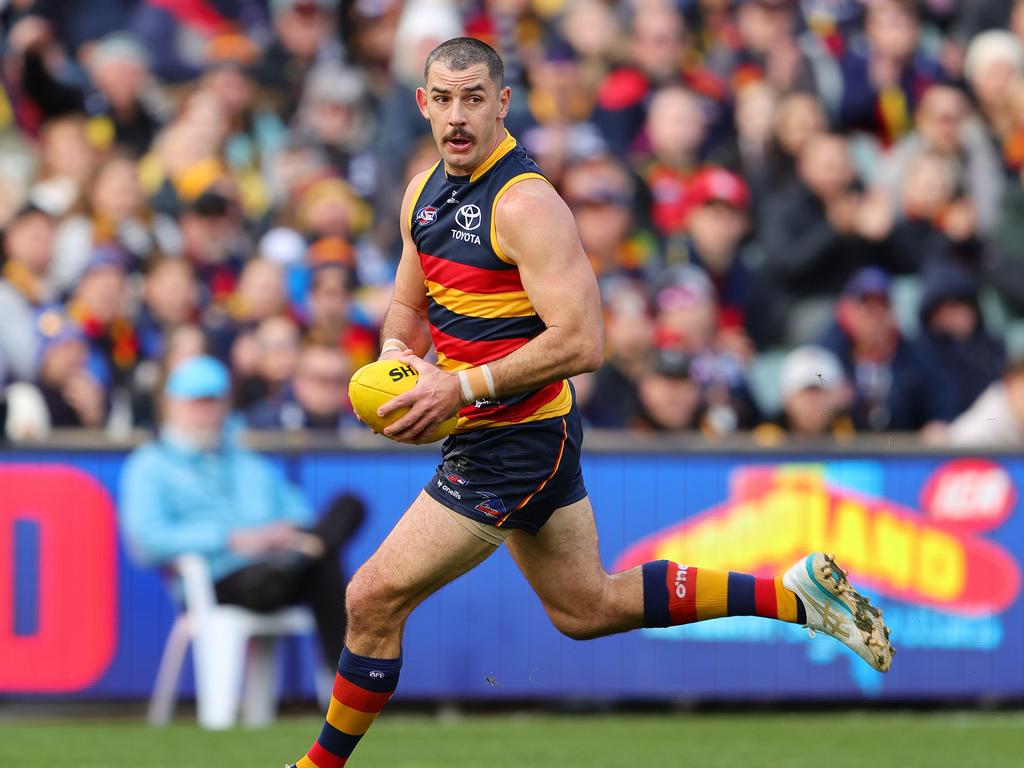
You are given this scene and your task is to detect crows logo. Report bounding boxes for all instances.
[475,491,507,518]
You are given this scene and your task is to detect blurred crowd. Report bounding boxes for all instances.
[2,0,1024,446]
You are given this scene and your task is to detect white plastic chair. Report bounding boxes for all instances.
[147,554,331,730]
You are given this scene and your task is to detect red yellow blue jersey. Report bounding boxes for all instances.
[409,131,572,432]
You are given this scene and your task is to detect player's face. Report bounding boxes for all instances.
[416,61,510,175]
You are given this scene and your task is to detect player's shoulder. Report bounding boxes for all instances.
[495,175,567,224]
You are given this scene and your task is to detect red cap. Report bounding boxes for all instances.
[688,168,750,210]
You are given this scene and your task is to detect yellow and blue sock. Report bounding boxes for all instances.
[642,561,807,627]
[295,647,401,768]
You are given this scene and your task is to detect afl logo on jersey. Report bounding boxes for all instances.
[455,204,482,231]
[416,206,438,225]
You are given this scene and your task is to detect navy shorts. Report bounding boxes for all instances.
[424,403,587,535]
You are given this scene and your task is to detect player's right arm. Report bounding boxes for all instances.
[378,170,434,361]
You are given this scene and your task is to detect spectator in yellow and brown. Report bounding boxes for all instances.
[753,345,855,445]
[560,153,659,290]
[0,205,57,382]
[836,0,943,147]
[51,152,181,295]
[28,114,99,217]
[65,245,139,390]
[303,237,378,370]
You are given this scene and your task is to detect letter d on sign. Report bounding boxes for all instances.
[0,465,117,692]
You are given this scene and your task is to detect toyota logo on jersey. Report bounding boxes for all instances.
[455,204,482,231]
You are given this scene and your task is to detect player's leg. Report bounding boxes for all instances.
[292,491,497,768]
[507,497,893,671]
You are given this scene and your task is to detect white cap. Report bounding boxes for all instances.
[259,227,307,266]
[965,30,1024,84]
[780,345,845,400]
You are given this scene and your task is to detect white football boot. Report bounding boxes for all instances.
[782,552,895,672]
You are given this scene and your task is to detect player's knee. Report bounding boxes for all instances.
[548,609,602,641]
[345,569,406,635]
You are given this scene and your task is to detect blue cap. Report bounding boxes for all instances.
[35,306,87,358]
[165,355,230,399]
[83,244,129,275]
[842,267,890,299]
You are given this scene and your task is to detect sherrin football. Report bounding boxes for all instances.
[348,359,459,442]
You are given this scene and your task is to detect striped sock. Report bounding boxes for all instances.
[295,647,401,768]
[642,561,807,628]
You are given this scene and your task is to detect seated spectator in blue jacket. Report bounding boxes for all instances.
[120,355,363,666]
[819,267,939,431]
[246,344,358,433]
[913,261,1006,424]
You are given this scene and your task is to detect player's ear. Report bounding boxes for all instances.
[415,87,430,119]
[498,86,511,118]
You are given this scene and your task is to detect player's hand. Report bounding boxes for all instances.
[378,351,461,443]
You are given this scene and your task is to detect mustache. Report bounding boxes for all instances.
[444,129,475,143]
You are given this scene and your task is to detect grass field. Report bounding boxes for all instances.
[1,712,1022,767]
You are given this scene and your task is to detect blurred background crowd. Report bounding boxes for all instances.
[2,0,1024,445]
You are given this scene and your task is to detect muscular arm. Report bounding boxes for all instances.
[378,170,434,358]
[380,178,603,442]
[487,179,604,394]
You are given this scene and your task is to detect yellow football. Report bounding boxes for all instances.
[348,359,459,443]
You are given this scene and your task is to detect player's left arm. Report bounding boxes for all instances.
[483,178,605,392]
[380,179,603,443]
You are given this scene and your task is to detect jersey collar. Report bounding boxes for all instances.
[468,130,517,182]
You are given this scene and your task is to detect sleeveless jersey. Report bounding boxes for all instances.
[409,132,572,432]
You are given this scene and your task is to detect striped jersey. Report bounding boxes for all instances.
[409,131,572,432]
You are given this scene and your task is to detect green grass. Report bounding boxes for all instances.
[1,712,1022,767]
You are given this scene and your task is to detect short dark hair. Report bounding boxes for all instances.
[424,37,504,89]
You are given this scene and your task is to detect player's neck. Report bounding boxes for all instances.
[443,126,509,181]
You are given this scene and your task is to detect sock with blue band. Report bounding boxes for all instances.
[294,647,402,768]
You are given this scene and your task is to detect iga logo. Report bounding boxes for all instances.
[416,206,438,225]
[475,491,506,518]
[455,204,481,231]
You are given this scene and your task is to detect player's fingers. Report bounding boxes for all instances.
[384,404,436,442]
[377,390,416,418]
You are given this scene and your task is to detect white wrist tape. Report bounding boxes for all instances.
[381,337,408,354]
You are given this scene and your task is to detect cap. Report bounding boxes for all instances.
[307,236,355,272]
[90,32,151,71]
[652,347,692,379]
[303,63,365,105]
[654,264,715,310]
[165,355,230,400]
[780,345,845,400]
[842,266,890,300]
[35,307,86,358]
[271,0,339,16]
[688,168,750,210]
[205,32,260,70]
[83,244,129,276]
[260,227,307,266]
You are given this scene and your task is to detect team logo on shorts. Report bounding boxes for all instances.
[416,206,438,225]
[446,472,468,486]
[475,491,507,518]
